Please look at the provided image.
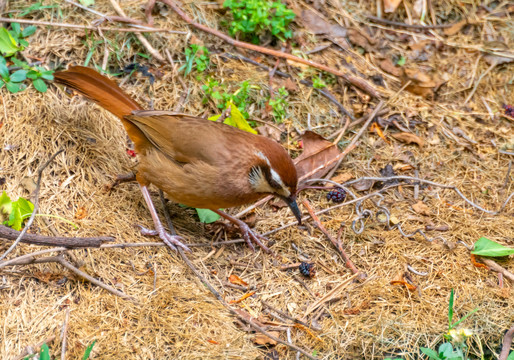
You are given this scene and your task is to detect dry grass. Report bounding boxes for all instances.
[0,0,513,359]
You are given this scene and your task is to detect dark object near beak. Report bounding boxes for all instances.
[285,195,302,225]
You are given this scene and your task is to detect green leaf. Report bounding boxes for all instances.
[438,343,454,357]
[0,27,21,56]
[27,70,39,79]
[0,191,13,215]
[39,343,50,360]
[78,0,95,6]
[420,347,440,360]
[195,208,221,223]
[0,62,9,80]
[32,78,48,92]
[40,71,54,80]
[223,101,257,134]
[17,197,34,221]
[7,196,34,230]
[471,237,514,257]
[21,26,37,38]
[5,81,22,93]
[396,56,406,66]
[507,351,514,360]
[82,340,96,360]
[10,69,27,82]
[448,288,454,328]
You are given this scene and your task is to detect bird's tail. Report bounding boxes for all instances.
[54,66,142,119]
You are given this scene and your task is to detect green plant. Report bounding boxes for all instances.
[179,44,210,76]
[19,2,59,16]
[312,75,326,89]
[202,79,255,119]
[223,0,295,43]
[0,23,54,93]
[418,289,478,360]
[268,86,289,123]
[24,340,96,360]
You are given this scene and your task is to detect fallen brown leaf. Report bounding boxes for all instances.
[401,67,443,99]
[331,172,354,183]
[294,131,341,180]
[300,10,347,37]
[347,28,375,52]
[379,58,402,77]
[443,19,468,36]
[412,201,431,216]
[228,274,249,286]
[391,132,425,147]
[256,124,283,142]
[75,206,88,220]
[254,332,279,346]
[384,0,402,13]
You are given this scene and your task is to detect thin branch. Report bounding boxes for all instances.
[0,225,113,248]
[0,150,63,261]
[302,199,361,276]
[160,0,380,97]
[365,15,459,29]
[109,0,165,62]
[480,258,514,282]
[499,325,514,360]
[60,306,71,360]
[1,254,132,299]
[0,17,186,33]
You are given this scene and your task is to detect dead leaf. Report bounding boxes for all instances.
[256,124,282,142]
[379,58,402,77]
[75,206,87,220]
[254,332,279,346]
[391,132,425,147]
[384,0,402,13]
[443,19,468,36]
[229,291,255,304]
[294,131,341,180]
[412,201,431,216]
[347,28,375,52]
[401,67,443,99]
[300,10,347,37]
[283,77,298,92]
[207,339,219,345]
[233,308,265,327]
[228,274,249,286]
[352,179,374,191]
[330,172,354,183]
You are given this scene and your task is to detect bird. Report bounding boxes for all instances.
[53,66,301,253]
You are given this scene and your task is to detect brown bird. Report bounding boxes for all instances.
[54,66,300,253]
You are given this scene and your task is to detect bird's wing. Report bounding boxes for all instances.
[124,111,253,165]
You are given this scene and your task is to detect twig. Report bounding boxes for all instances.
[0,224,113,248]
[145,0,157,25]
[0,17,185,33]
[0,150,63,261]
[499,325,514,360]
[160,0,380,97]
[480,258,514,282]
[324,100,386,180]
[464,61,496,104]
[261,300,321,331]
[0,247,66,269]
[13,336,57,360]
[365,15,459,29]
[216,105,232,122]
[60,306,71,360]
[221,53,354,119]
[302,200,361,276]
[109,0,165,62]
[1,255,132,299]
[157,194,316,359]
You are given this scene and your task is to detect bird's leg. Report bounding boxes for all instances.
[212,210,271,253]
[139,185,191,252]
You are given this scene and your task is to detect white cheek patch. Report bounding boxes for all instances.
[251,152,291,197]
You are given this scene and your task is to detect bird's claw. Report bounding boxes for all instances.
[136,224,191,252]
[238,222,270,253]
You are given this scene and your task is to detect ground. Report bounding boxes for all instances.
[0,0,513,359]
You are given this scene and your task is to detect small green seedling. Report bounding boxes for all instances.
[268,86,289,123]
[179,44,210,76]
[223,0,295,43]
[312,75,326,89]
[23,340,96,360]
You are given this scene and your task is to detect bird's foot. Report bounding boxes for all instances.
[237,222,270,253]
[136,224,190,252]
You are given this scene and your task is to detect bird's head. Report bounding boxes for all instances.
[248,146,301,224]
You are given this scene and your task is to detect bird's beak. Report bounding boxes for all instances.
[284,195,302,225]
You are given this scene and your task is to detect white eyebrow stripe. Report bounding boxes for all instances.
[255,151,271,166]
[270,168,284,186]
